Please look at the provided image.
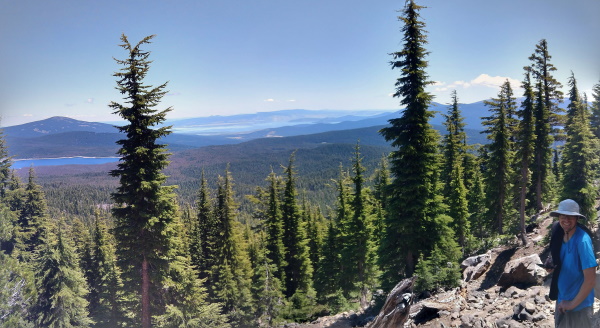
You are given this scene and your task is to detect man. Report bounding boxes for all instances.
[548,199,596,327]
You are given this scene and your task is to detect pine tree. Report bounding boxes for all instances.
[378,0,445,289]
[514,71,537,245]
[109,34,179,327]
[559,73,598,220]
[481,80,517,234]
[527,39,564,211]
[33,223,93,327]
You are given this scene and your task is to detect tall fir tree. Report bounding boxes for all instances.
[108,34,180,327]
[514,71,537,245]
[481,80,517,235]
[378,0,445,289]
[527,39,564,211]
[559,73,598,220]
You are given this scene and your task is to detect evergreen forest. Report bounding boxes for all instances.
[1,1,600,327]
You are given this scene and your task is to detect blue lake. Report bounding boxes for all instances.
[12,157,120,169]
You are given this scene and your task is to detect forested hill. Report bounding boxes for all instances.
[4,112,488,159]
[15,126,394,221]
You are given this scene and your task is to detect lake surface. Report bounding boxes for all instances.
[12,157,120,169]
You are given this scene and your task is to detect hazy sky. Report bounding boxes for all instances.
[1,0,599,127]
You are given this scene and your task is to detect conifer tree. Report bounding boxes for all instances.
[413,217,461,293]
[211,167,253,325]
[0,203,35,327]
[560,73,598,220]
[247,227,284,327]
[590,80,600,139]
[340,143,378,308]
[156,207,229,328]
[314,168,347,307]
[280,154,316,318]
[378,0,445,289]
[33,223,93,327]
[0,129,12,199]
[441,91,471,253]
[85,215,126,327]
[108,34,180,327]
[302,200,324,277]
[15,168,48,261]
[527,39,564,211]
[463,152,487,241]
[371,156,389,239]
[441,90,467,193]
[191,171,218,282]
[514,71,537,244]
[481,80,517,234]
[265,170,286,284]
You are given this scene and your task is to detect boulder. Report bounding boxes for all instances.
[497,254,547,288]
[461,253,492,282]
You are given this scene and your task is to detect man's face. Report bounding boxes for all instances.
[559,214,578,233]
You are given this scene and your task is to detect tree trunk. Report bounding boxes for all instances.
[369,277,415,328]
[406,250,414,277]
[519,166,529,246]
[142,255,151,328]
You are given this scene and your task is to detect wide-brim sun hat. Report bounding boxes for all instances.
[549,199,587,221]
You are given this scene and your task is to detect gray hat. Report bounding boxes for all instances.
[550,199,587,221]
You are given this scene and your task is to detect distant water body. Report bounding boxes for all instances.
[12,157,120,169]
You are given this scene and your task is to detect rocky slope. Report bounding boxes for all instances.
[286,212,600,328]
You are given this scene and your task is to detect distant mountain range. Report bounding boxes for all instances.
[3,103,493,159]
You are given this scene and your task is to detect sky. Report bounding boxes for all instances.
[1,0,599,127]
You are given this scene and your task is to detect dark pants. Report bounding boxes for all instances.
[555,305,592,328]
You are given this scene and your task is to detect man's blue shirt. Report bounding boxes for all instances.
[558,226,597,312]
